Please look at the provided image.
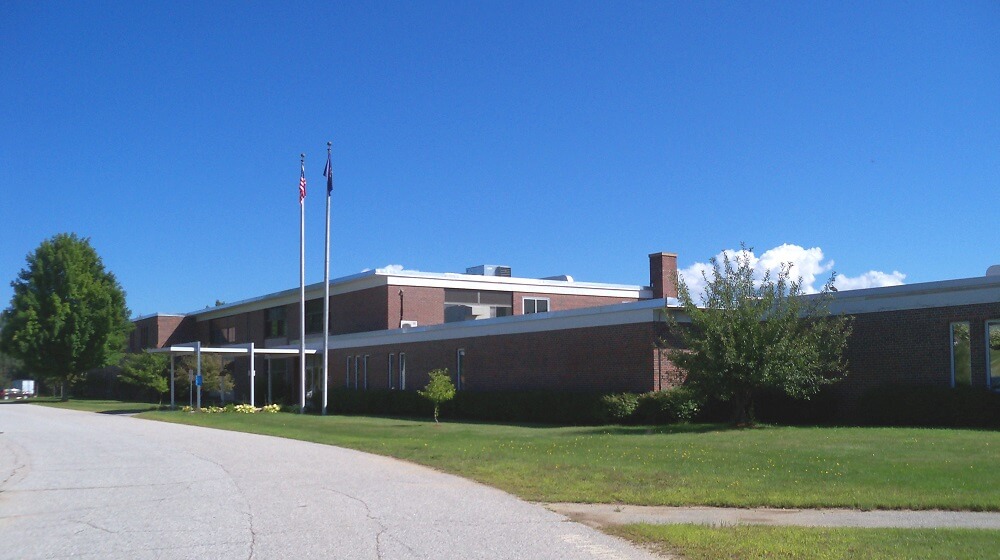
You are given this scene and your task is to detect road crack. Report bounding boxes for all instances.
[321,487,391,560]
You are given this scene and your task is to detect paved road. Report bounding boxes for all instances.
[548,503,1000,530]
[0,405,663,560]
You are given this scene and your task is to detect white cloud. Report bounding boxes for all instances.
[678,244,905,301]
[833,270,906,291]
[373,264,421,274]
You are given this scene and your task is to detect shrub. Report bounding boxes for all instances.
[418,369,457,422]
[636,386,703,424]
[856,384,1000,428]
[233,404,257,414]
[261,404,280,414]
[600,393,640,423]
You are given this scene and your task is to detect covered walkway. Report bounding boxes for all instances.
[148,341,317,410]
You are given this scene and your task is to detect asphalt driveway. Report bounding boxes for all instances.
[0,404,662,560]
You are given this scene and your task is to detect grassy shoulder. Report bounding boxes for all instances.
[28,398,164,413]
[137,410,1000,511]
[610,523,1000,560]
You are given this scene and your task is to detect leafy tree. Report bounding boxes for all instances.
[173,354,235,403]
[667,246,853,425]
[418,368,456,423]
[0,315,23,390]
[0,234,132,399]
[119,352,169,403]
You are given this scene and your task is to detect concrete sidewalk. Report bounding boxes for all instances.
[545,502,1000,530]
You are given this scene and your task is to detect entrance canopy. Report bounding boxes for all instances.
[147,341,317,410]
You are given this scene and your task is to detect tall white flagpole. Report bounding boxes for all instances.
[322,141,332,416]
[298,153,307,414]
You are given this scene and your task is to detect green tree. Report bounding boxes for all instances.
[173,354,235,404]
[667,246,853,425]
[119,352,169,403]
[418,368,456,423]
[0,315,23,390]
[0,234,132,399]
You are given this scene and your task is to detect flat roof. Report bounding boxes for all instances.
[189,267,650,321]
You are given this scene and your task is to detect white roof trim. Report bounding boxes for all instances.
[132,312,186,322]
[302,298,674,350]
[827,275,1000,314]
[190,270,649,321]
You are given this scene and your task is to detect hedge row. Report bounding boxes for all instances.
[323,387,701,425]
[323,384,1000,428]
[855,384,1000,429]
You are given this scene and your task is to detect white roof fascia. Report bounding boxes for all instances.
[304,298,675,351]
[826,275,1000,315]
[131,312,186,322]
[191,270,649,321]
[387,273,648,298]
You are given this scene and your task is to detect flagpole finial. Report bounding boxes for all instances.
[327,141,332,148]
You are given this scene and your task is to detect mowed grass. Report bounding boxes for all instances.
[138,410,1000,510]
[28,398,164,413]
[610,524,1000,560]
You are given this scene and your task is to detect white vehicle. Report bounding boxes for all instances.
[12,379,35,397]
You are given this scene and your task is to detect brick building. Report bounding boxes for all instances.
[132,252,1000,410]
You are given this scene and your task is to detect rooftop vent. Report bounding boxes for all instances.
[987,265,1000,277]
[466,265,511,277]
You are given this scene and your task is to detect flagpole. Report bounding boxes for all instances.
[322,141,332,416]
[298,153,307,414]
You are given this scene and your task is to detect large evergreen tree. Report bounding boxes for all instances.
[668,246,853,424]
[0,234,132,398]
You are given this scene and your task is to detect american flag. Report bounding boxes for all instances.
[299,164,307,203]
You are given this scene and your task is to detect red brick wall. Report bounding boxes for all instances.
[834,302,1000,402]
[328,322,661,393]
[332,286,390,334]
[512,293,637,316]
[160,316,196,347]
[390,285,446,328]
[128,315,196,351]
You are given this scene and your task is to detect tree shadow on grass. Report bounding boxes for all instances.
[571,423,745,436]
[97,408,161,415]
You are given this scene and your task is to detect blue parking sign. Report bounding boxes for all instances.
[195,375,203,387]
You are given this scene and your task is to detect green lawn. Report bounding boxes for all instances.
[137,410,1000,511]
[611,524,1000,560]
[29,398,164,414]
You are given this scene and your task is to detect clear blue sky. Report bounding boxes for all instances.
[2,2,997,317]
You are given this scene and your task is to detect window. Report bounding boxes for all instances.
[444,289,513,322]
[388,353,395,389]
[304,299,325,334]
[456,348,465,390]
[399,353,406,390]
[950,322,971,387]
[354,356,360,389]
[209,319,235,344]
[265,307,287,338]
[523,297,550,314]
[989,321,1000,390]
[363,355,369,390]
[345,356,352,388]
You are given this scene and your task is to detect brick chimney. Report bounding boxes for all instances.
[649,252,678,299]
